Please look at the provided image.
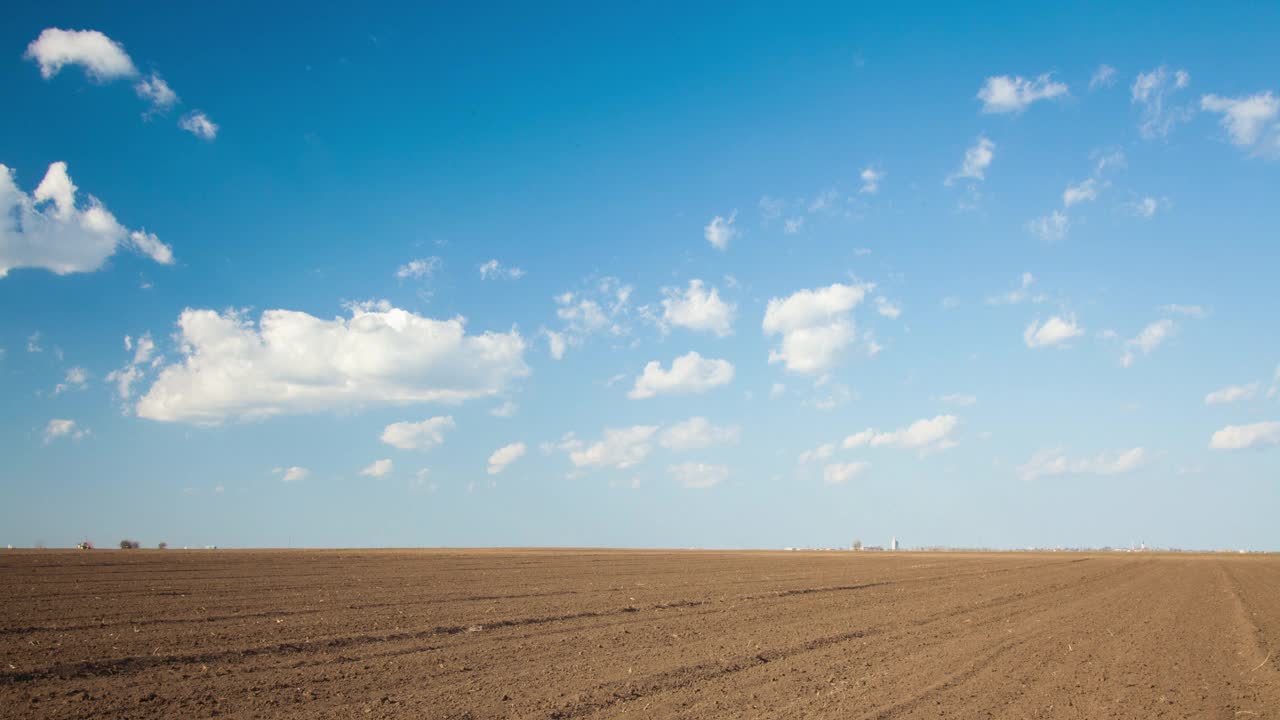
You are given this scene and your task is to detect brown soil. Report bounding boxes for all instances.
[1,549,1277,719]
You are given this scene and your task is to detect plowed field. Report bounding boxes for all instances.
[2,550,1277,719]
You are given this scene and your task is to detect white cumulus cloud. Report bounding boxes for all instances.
[54,366,89,395]
[25,28,136,81]
[823,462,869,485]
[859,166,884,194]
[946,136,995,185]
[548,277,633,357]
[43,418,86,444]
[135,303,528,424]
[274,466,310,482]
[978,74,1068,114]
[1017,447,1146,481]
[179,111,218,140]
[360,458,394,477]
[763,282,872,374]
[656,279,735,337]
[106,333,158,401]
[628,351,734,399]
[1205,383,1259,405]
[874,296,902,319]
[564,425,658,469]
[1024,315,1084,349]
[842,415,959,452]
[1120,319,1175,367]
[1201,91,1280,158]
[487,442,527,474]
[479,259,525,280]
[659,417,740,451]
[704,211,737,251]
[380,416,456,450]
[1209,421,1280,450]
[396,257,441,280]
[134,72,179,113]
[1129,196,1168,218]
[1,162,175,278]
[1062,178,1099,207]
[798,442,836,464]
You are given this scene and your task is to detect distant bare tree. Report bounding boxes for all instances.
[158,542,168,550]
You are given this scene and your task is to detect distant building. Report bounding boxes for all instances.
[890,536,899,551]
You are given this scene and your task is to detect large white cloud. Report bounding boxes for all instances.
[25,28,136,81]
[628,351,734,399]
[668,462,728,489]
[26,28,215,128]
[843,415,959,452]
[658,417,740,450]
[487,442,527,474]
[1209,421,1280,450]
[978,74,1068,114]
[762,282,871,373]
[380,416,456,450]
[1201,91,1280,158]
[0,162,174,278]
[1018,447,1146,481]
[1024,315,1084,349]
[656,279,735,336]
[135,302,528,424]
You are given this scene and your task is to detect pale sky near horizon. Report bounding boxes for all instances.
[2,3,1278,550]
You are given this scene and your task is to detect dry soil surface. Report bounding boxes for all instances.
[1,549,1277,719]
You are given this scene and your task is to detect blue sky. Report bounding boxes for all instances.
[2,3,1278,550]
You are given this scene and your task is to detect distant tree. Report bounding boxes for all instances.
[157,542,168,550]
[852,539,863,551]
[119,539,141,550]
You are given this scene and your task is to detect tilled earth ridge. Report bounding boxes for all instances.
[0,549,1276,719]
